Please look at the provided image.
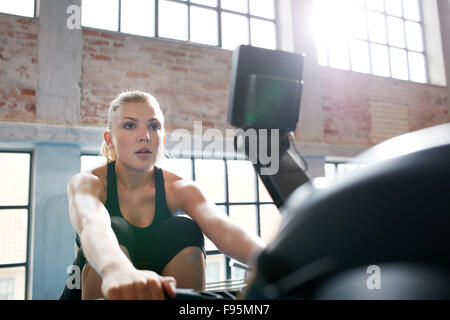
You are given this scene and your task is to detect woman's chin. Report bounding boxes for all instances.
[119,156,155,171]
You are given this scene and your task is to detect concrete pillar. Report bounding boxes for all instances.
[30,143,80,299]
[37,0,82,125]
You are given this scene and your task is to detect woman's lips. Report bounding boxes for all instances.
[135,148,152,159]
[136,147,152,154]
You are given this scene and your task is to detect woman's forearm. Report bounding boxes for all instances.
[79,220,134,276]
[217,222,266,267]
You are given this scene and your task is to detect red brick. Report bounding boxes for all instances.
[82,29,100,37]
[168,65,188,73]
[165,50,186,57]
[25,103,36,112]
[202,82,227,90]
[100,31,126,41]
[126,71,150,79]
[89,53,112,62]
[87,39,110,47]
[113,42,125,48]
[20,89,35,96]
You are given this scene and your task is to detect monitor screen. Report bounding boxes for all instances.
[227,45,304,131]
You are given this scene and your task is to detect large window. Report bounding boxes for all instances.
[80,154,280,287]
[0,152,32,300]
[0,0,35,17]
[314,0,427,83]
[81,0,277,50]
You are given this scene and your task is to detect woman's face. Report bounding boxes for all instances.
[105,101,166,171]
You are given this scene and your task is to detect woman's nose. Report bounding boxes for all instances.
[138,131,150,142]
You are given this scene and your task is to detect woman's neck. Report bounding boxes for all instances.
[114,160,155,191]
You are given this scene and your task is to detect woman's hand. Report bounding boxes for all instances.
[101,264,177,300]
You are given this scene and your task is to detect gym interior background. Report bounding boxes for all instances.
[0,0,449,300]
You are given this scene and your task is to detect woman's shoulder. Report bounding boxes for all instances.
[159,167,186,188]
[68,164,108,201]
[160,167,205,200]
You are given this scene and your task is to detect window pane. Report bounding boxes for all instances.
[120,0,155,37]
[160,158,192,180]
[259,204,281,243]
[159,0,188,41]
[387,16,406,48]
[349,6,367,40]
[250,18,276,50]
[230,263,246,280]
[405,21,423,52]
[385,0,403,17]
[0,153,30,206]
[0,210,28,265]
[229,205,258,236]
[204,205,227,251]
[371,44,390,77]
[390,48,408,80]
[328,39,349,70]
[258,176,273,203]
[366,0,384,12]
[249,0,275,19]
[0,0,34,17]
[0,267,26,300]
[194,159,225,203]
[82,0,119,31]
[191,0,217,7]
[408,51,426,83]
[205,254,226,283]
[190,6,218,46]
[221,12,249,50]
[324,163,337,182]
[350,39,370,73]
[368,11,387,44]
[349,0,365,7]
[221,0,248,13]
[316,37,328,66]
[227,160,256,203]
[80,155,106,172]
[403,0,421,21]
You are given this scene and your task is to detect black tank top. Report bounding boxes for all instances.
[75,161,173,264]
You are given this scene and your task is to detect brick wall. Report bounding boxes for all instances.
[0,14,38,122]
[81,28,232,132]
[321,67,449,146]
[1,13,449,147]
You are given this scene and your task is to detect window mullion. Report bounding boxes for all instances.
[382,1,392,78]
[155,0,159,37]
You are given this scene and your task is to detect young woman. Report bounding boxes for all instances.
[60,90,266,300]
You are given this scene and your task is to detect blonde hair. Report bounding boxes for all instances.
[100,90,163,163]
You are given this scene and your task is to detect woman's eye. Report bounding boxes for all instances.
[123,122,135,129]
[150,124,160,131]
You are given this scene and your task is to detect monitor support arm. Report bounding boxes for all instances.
[234,129,310,208]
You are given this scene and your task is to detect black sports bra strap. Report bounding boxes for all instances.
[105,161,122,217]
[154,166,173,220]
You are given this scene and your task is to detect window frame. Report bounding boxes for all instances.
[0,151,33,300]
[81,0,279,50]
[316,0,429,83]
[0,0,37,18]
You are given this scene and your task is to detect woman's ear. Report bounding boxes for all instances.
[104,131,113,148]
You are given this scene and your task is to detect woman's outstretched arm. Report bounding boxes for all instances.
[67,172,176,299]
[175,181,267,267]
